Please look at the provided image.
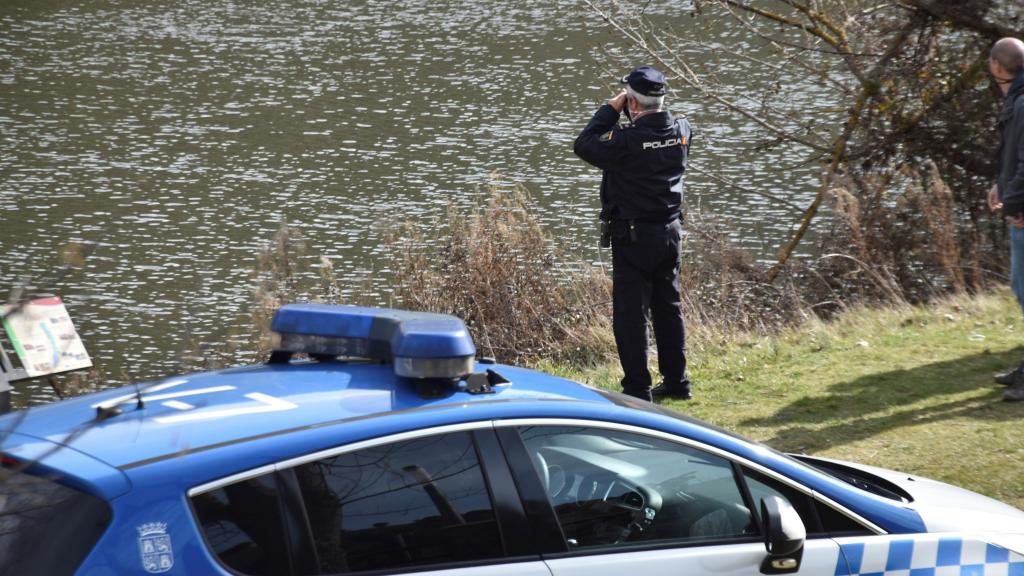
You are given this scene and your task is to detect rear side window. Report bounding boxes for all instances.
[0,468,112,576]
[292,431,504,573]
[191,474,290,576]
[190,431,505,575]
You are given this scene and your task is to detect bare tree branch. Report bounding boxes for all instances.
[583,0,833,152]
[765,15,920,280]
[901,0,1024,40]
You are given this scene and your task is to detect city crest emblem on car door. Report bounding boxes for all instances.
[137,522,174,573]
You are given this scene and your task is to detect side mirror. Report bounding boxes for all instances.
[760,495,806,574]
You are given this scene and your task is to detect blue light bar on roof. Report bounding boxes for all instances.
[270,304,476,379]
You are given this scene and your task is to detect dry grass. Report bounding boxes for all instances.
[680,213,815,342]
[382,178,613,366]
[251,223,307,357]
[819,160,992,305]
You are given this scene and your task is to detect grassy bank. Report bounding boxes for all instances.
[536,289,1024,509]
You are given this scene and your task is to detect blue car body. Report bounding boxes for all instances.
[1,305,1022,575]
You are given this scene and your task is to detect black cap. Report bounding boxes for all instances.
[620,66,667,96]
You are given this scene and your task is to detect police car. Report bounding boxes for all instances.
[1,304,1023,576]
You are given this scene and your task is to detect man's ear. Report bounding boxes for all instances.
[992,58,1011,78]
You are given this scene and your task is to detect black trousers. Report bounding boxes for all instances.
[611,219,689,401]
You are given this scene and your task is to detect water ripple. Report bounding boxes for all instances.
[1,0,837,398]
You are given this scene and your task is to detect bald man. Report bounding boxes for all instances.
[988,37,1024,401]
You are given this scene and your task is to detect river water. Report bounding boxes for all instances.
[0,0,837,400]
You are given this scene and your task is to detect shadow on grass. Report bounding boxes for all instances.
[741,346,1024,453]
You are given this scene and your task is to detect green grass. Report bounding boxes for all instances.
[534,290,1024,509]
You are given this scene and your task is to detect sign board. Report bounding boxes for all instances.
[1,296,92,378]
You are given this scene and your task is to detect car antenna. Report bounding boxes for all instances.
[133,379,145,410]
[93,371,147,422]
[94,400,123,422]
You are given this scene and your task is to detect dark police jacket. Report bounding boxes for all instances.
[574,104,691,222]
[999,73,1024,217]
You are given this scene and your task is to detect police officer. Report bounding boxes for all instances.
[574,66,693,403]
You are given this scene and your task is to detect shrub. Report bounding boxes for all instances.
[383,179,613,366]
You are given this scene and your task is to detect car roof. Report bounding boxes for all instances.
[0,360,612,471]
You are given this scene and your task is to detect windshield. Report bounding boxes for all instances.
[591,387,831,472]
[792,455,913,502]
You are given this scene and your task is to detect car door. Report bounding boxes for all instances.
[495,421,850,576]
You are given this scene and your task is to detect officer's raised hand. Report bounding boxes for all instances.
[609,90,628,112]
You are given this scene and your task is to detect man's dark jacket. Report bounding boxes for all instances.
[998,73,1024,217]
[574,104,691,222]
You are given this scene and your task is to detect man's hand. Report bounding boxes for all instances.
[1008,214,1024,228]
[989,183,1003,211]
[608,90,627,112]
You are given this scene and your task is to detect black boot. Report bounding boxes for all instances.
[651,382,692,401]
[995,362,1024,386]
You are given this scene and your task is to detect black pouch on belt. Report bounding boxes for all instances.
[610,220,637,242]
[610,220,628,240]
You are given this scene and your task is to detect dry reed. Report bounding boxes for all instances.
[383,179,613,366]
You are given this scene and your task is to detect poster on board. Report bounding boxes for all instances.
[1,296,92,378]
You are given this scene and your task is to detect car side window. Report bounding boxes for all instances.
[190,474,290,576]
[742,467,823,536]
[813,500,874,536]
[517,426,756,551]
[741,466,872,537]
[291,431,504,574]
